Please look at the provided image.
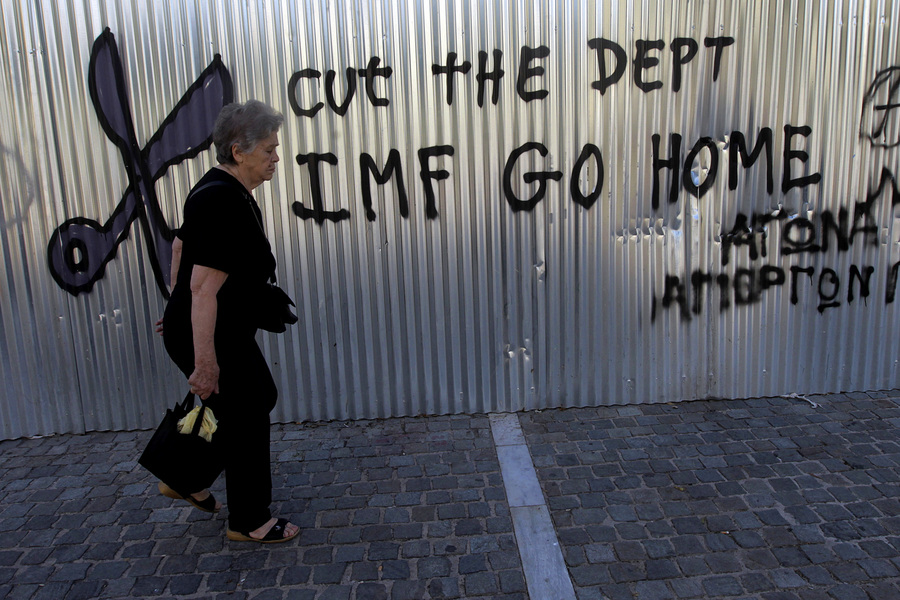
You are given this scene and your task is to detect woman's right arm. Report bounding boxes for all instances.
[188,265,228,399]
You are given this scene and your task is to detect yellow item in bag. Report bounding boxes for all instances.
[177,406,217,442]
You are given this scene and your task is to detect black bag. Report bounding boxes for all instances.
[257,283,299,333]
[138,392,220,495]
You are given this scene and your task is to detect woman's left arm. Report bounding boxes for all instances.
[170,236,183,288]
[188,265,228,399]
[155,236,185,335]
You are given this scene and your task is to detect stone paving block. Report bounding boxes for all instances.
[520,396,900,600]
[634,579,674,600]
[0,415,527,600]
[3,395,900,599]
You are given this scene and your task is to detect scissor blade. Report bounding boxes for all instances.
[144,55,234,179]
[88,28,139,155]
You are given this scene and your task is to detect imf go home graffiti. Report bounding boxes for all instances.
[47,29,233,298]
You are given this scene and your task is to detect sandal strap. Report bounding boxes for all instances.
[260,518,290,542]
[187,492,219,513]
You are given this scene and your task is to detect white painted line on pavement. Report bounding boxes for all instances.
[490,413,577,600]
[490,412,528,446]
[495,444,545,507]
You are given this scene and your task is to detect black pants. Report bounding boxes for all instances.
[163,308,278,533]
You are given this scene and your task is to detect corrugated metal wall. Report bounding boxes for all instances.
[2,0,899,440]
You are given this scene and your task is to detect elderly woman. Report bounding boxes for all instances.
[159,100,298,543]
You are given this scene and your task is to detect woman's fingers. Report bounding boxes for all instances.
[188,364,219,399]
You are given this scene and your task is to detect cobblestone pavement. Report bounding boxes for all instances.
[0,415,525,600]
[520,392,900,600]
[1,392,899,599]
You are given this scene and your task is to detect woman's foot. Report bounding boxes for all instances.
[188,489,223,512]
[251,517,299,540]
[158,482,222,512]
[226,517,299,543]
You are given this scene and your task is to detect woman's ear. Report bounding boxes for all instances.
[231,143,243,164]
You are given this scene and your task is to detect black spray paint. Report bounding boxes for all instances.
[861,67,900,148]
[654,168,900,321]
[50,31,900,323]
[284,38,744,223]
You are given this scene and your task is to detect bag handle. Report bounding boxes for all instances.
[179,391,195,411]
[177,391,208,437]
[191,406,208,436]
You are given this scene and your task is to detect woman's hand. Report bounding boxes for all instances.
[154,317,164,336]
[188,359,220,399]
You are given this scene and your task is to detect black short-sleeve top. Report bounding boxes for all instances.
[167,168,276,332]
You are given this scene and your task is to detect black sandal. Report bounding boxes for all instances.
[226,518,298,543]
[158,482,220,513]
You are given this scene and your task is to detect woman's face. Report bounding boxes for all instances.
[234,131,280,190]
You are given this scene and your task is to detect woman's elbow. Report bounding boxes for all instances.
[190,283,216,302]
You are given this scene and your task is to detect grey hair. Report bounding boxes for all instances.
[213,100,284,164]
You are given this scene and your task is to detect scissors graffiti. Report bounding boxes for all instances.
[47,28,233,298]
